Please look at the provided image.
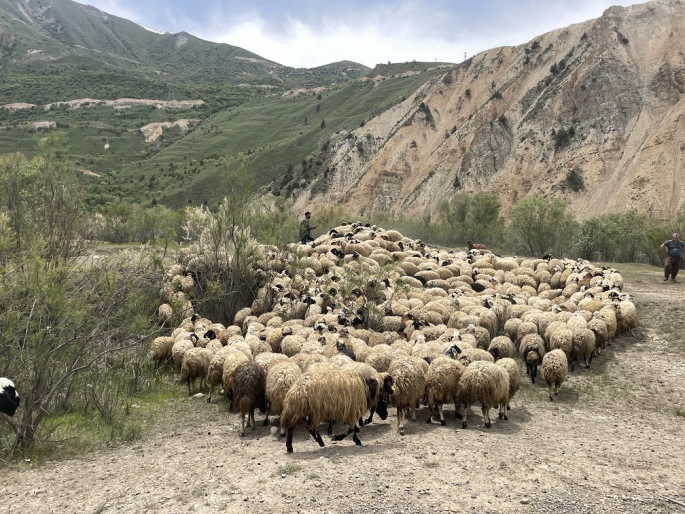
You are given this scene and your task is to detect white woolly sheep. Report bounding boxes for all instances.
[487,336,515,361]
[456,361,509,429]
[221,351,251,409]
[180,347,213,395]
[149,336,175,367]
[425,355,465,425]
[541,349,568,401]
[171,339,194,372]
[495,358,520,418]
[570,328,595,371]
[387,356,427,435]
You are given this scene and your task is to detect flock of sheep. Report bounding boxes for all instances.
[151,223,637,453]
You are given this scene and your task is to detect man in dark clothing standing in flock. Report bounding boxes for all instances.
[299,211,318,244]
[661,233,684,282]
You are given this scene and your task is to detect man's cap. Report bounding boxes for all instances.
[305,211,311,215]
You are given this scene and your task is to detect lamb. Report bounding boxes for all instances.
[232,362,268,436]
[264,360,302,435]
[280,366,392,452]
[180,347,213,395]
[541,349,568,401]
[387,357,427,435]
[425,356,465,425]
[0,378,20,417]
[519,334,546,384]
[456,361,509,429]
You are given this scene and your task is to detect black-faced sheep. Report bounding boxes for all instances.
[280,367,392,453]
[0,378,20,417]
[456,361,509,429]
[541,349,568,401]
[232,362,268,436]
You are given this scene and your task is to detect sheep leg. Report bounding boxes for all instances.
[333,425,354,441]
[207,384,213,403]
[309,429,325,447]
[240,413,246,437]
[461,402,469,429]
[571,358,576,372]
[586,353,592,367]
[410,407,417,421]
[482,405,491,428]
[438,404,446,426]
[250,408,256,430]
[187,378,192,396]
[548,383,554,401]
[455,403,463,419]
[327,420,334,434]
[554,383,560,396]
[426,402,433,424]
[352,425,362,446]
[364,405,376,426]
[263,403,271,427]
[286,427,294,453]
[398,408,405,435]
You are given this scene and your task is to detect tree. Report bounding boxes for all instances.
[320,119,326,129]
[316,103,320,113]
[508,197,577,256]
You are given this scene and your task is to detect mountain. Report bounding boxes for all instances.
[2,0,684,222]
[296,0,685,221]
[0,0,369,105]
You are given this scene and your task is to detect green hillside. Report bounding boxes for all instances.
[0,0,454,209]
[83,64,448,208]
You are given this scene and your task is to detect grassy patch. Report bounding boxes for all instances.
[675,407,685,418]
[279,463,302,475]
[307,472,320,480]
[423,460,439,468]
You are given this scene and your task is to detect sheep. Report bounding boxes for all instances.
[222,351,251,409]
[541,349,568,401]
[458,347,495,366]
[495,358,520,419]
[180,347,213,395]
[488,336,515,360]
[425,356,465,425]
[519,334,546,384]
[0,378,20,417]
[570,328,595,371]
[158,303,173,323]
[148,336,175,367]
[206,347,244,403]
[616,300,637,335]
[588,315,609,355]
[280,367,392,452]
[547,325,573,358]
[456,361,509,429]
[171,339,194,372]
[232,362,268,436]
[387,357,427,435]
[341,362,395,426]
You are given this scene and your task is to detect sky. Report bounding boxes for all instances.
[81,0,640,68]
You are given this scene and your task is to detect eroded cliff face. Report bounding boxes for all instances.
[299,0,685,221]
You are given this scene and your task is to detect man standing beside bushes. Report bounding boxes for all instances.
[661,233,684,282]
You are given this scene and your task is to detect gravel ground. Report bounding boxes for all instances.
[2,268,685,514]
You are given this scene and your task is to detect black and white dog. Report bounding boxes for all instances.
[0,378,20,417]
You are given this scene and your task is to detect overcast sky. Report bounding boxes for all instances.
[82,0,640,68]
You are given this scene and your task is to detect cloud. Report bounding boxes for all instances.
[81,0,638,68]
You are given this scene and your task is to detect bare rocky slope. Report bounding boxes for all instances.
[298,0,685,221]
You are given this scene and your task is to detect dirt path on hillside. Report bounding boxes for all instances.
[2,268,685,514]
